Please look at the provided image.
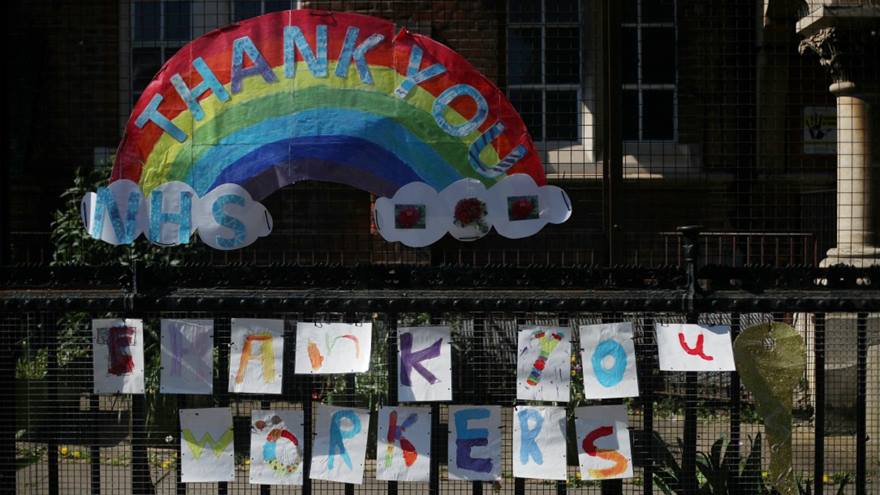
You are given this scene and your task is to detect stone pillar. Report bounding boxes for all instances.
[798,26,880,267]
[798,10,880,470]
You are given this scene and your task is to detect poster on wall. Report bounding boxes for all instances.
[803,106,836,154]
[160,319,213,394]
[656,323,736,372]
[516,326,571,402]
[447,405,502,481]
[376,406,432,482]
[295,322,372,374]
[249,410,305,485]
[92,319,145,394]
[574,405,633,481]
[228,318,284,394]
[180,407,235,483]
[580,323,639,399]
[310,404,371,484]
[512,405,567,480]
[397,326,452,402]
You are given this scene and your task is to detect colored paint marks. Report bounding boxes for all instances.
[295,322,373,374]
[160,319,213,394]
[249,410,304,485]
[574,405,633,481]
[376,406,431,482]
[580,323,640,399]
[92,319,144,394]
[656,323,736,371]
[447,405,501,481]
[516,327,571,402]
[180,408,235,482]
[397,326,452,402]
[310,404,370,484]
[512,406,567,480]
[228,319,284,394]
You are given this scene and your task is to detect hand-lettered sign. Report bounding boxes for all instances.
[86,10,571,249]
[580,323,639,399]
[656,323,736,372]
[310,404,370,484]
[397,326,452,402]
[249,410,305,485]
[295,322,372,374]
[376,406,431,482]
[160,319,213,394]
[516,326,571,402]
[92,319,145,394]
[575,405,634,481]
[180,407,235,483]
[447,405,502,481]
[228,318,284,394]
[512,406,567,480]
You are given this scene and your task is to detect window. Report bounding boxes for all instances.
[131,0,192,105]
[622,0,676,141]
[507,0,581,143]
[233,0,297,22]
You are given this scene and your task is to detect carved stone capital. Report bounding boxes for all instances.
[799,26,880,85]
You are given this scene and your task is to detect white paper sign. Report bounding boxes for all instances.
[376,406,432,482]
[92,319,144,394]
[249,410,305,485]
[575,405,633,481]
[180,407,234,483]
[228,318,284,394]
[580,323,639,399]
[516,326,571,402]
[447,405,502,481]
[512,406,567,480]
[295,322,372,374]
[310,404,370,484]
[656,323,736,371]
[160,319,213,394]
[398,326,452,402]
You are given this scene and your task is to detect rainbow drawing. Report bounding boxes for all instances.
[112,9,546,201]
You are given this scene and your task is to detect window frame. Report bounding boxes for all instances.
[129,0,193,106]
[621,0,678,143]
[506,0,583,146]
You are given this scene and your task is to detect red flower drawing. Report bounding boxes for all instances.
[510,197,536,220]
[396,205,422,229]
[453,197,489,233]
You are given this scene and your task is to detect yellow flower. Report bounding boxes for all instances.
[761,471,768,479]
[244,459,251,465]
[571,370,577,376]
[71,451,81,459]
[823,473,831,484]
[575,471,582,480]
[161,460,171,470]
[59,447,69,456]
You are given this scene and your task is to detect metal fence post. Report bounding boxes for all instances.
[679,225,703,495]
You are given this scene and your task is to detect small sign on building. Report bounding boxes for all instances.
[803,106,836,154]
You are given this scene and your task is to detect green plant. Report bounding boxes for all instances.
[653,432,764,494]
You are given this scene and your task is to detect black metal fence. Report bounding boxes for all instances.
[3,231,878,495]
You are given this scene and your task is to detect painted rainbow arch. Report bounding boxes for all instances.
[87,9,571,249]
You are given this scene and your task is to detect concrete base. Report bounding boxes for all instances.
[819,245,880,267]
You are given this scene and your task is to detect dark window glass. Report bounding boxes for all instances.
[509,0,541,23]
[545,90,578,141]
[264,0,291,13]
[132,47,162,104]
[545,27,579,84]
[134,2,161,41]
[507,28,541,85]
[545,0,579,23]
[622,90,639,140]
[509,89,543,140]
[164,1,191,41]
[642,0,675,23]
[622,27,638,84]
[234,0,262,21]
[642,27,675,84]
[622,0,638,23]
[642,89,674,139]
[165,44,185,60]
